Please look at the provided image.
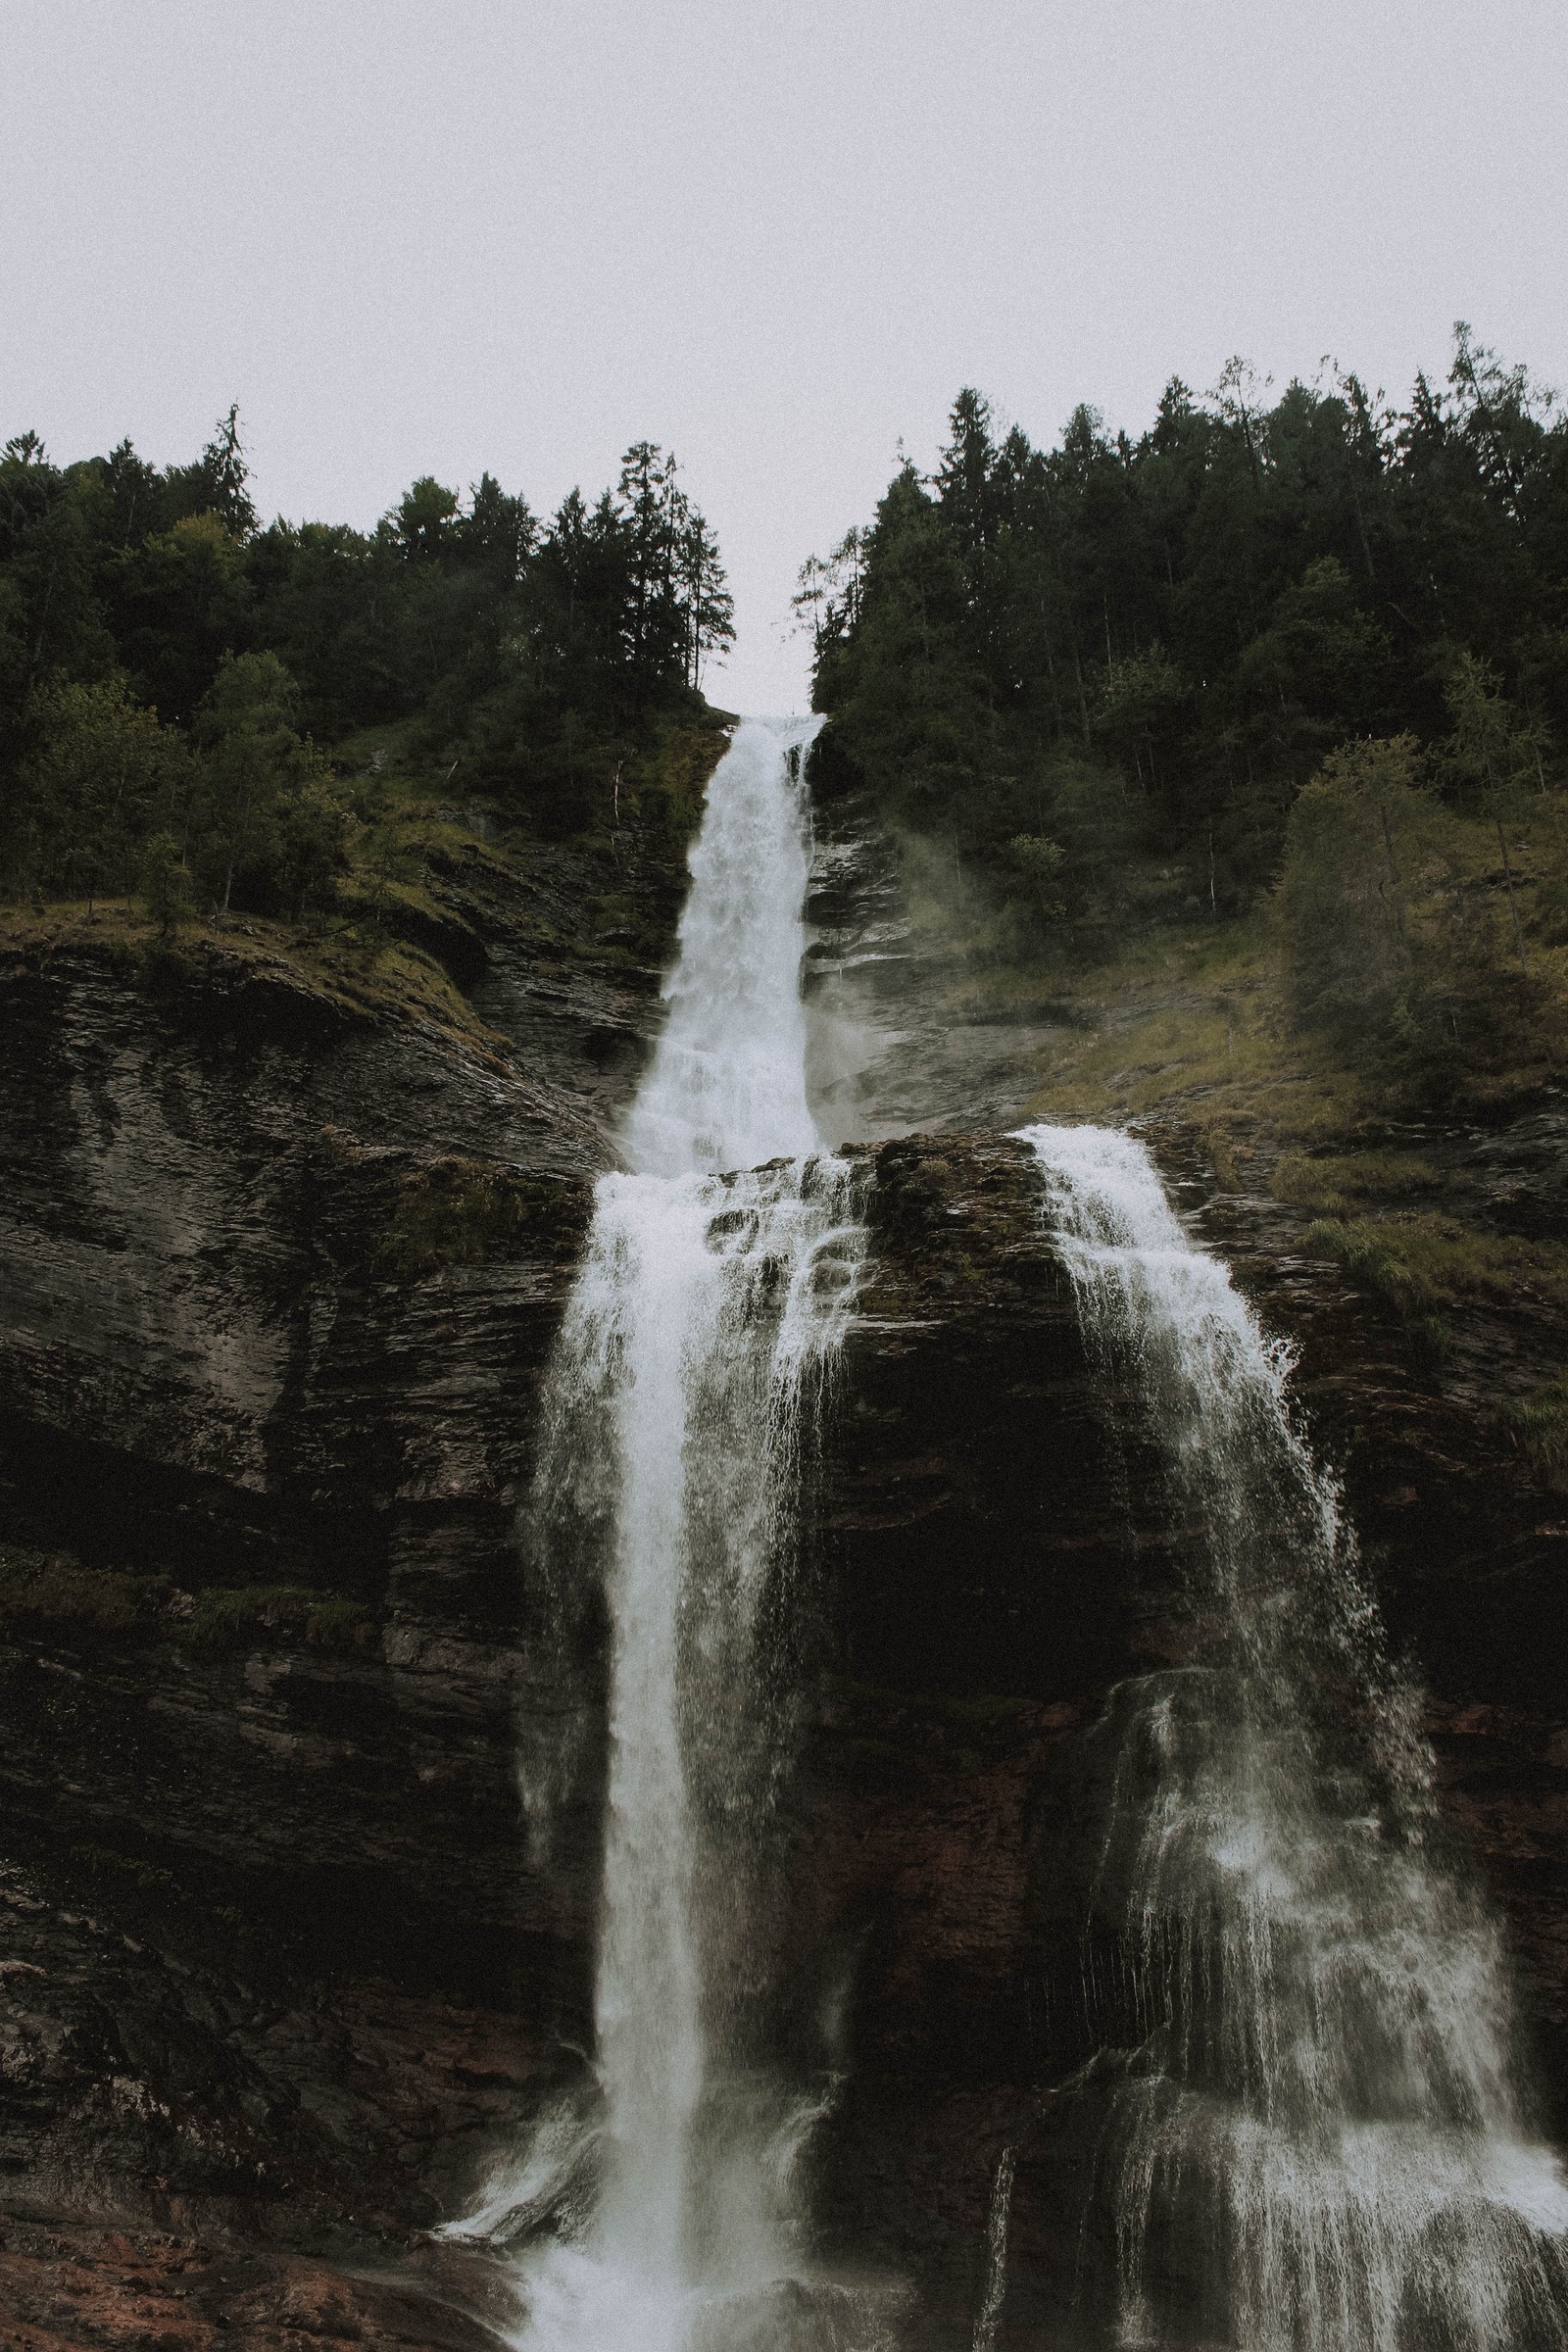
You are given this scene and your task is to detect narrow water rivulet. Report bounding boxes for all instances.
[1021,1123,1568,2352]
[457,719,864,2351]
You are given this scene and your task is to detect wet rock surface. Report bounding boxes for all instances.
[804,794,1080,1145]
[0,893,1565,2340]
[0,927,617,2343]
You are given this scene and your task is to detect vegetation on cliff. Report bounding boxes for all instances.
[805,328,1568,1121]
[0,411,734,951]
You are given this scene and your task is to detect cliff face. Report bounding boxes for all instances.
[0,921,616,2343]
[0,878,1566,2343]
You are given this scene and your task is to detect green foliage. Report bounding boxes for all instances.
[0,1544,167,1632]
[190,650,358,916]
[1501,1376,1568,1491]
[1274,733,1563,1091]
[1440,651,1548,804]
[139,830,195,937]
[0,410,735,908]
[1275,737,1441,1041]
[0,1543,368,1657]
[3,674,191,903]
[116,511,253,719]
[1302,1213,1568,1318]
[1272,1151,1442,1212]
[1005,834,1066,919]
[808,330,1568,924]
[183,1585,369,1648]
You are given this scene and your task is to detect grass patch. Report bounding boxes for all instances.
[0,1545,374,1654]
[1273,1150,1444,1212]
[292,927,506,1046]
[1008,916,1373,1143]
[0,898,509,1056]
[1302,1213,1568,1318]
[0,1543,167,1633]
[927,854,1563,1149]
[183,1586,369,1649]
[1501,1375,1568,1490]
[376,1156,590,1277]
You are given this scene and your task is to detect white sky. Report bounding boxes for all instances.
[5,0,1566,715]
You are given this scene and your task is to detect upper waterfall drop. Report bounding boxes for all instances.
[624,715,823,1176]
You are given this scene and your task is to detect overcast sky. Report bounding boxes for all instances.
[6,0,1566,714]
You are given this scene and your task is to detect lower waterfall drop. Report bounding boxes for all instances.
[1021,1122,1568,2352]
[456,718,865,2352]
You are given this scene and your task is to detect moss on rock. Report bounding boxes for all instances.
[376,1154,591,1277]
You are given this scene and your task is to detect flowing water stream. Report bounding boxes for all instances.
[457,718,864,2351]
[1021,1122,1568,2352]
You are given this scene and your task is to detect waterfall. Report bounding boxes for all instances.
[1020,1122,1568,2352]
[971,2142,1016,2352]
[467,718,863,2352]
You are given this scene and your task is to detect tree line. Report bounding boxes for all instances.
[802,328,1568,1092]
[0,412,733,919]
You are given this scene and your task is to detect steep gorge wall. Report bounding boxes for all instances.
[0,928,624,2343]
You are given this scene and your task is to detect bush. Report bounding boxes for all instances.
[1275,737,1441,1044]
[1274,734,1553,1090]
[3,675,191,904]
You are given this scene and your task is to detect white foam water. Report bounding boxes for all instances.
[971,2142,1016,2352]
[623,717,820,1179]
[1019,1122,1568,2352]
[451,719,865,2351]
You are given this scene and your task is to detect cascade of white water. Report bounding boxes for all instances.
[458,718,863,2352]
[971,2142,1016,2352]
[1020,1122,1568,2352]
[623,719,820,1179]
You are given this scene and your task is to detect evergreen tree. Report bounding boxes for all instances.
[806,325,1568,918]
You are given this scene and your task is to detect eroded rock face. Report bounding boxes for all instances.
[0,934,616,2340]
[803,793,1084,1145]
[0,926,1566,2346]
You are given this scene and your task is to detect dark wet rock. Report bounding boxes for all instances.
[0,930,610,2324]
[0,916,1567,2343]
[0,2216,509,2348]
[804,796,1080,1145]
